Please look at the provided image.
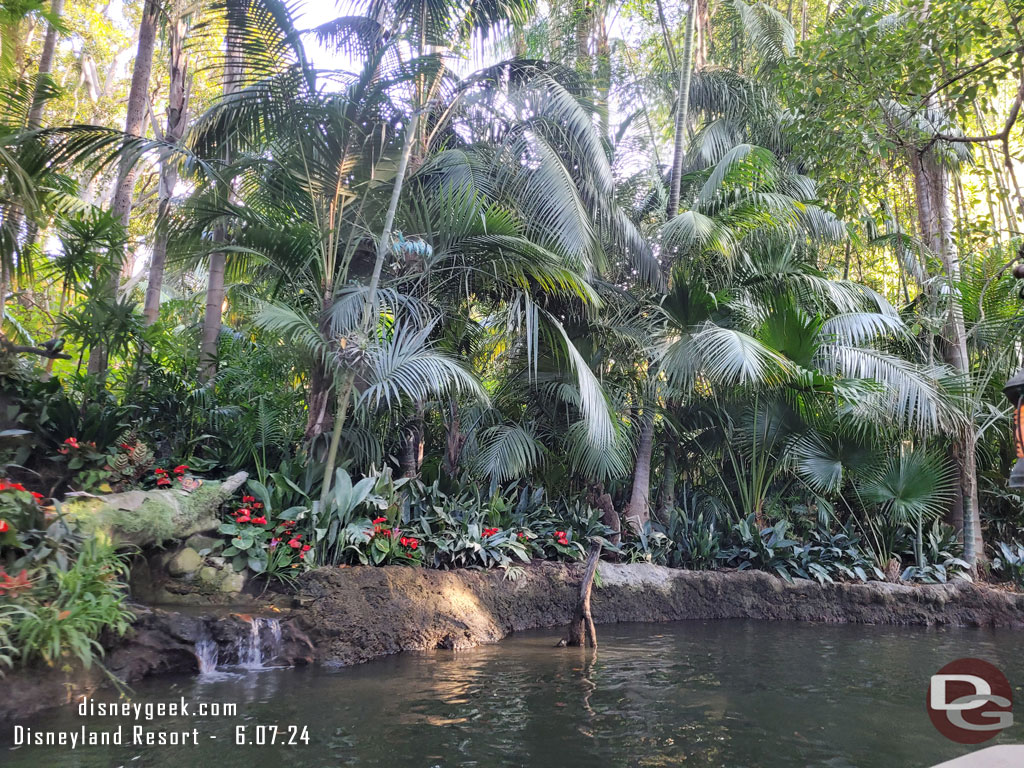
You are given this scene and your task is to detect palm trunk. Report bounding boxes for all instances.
[320,113,421,503]
[89,0,158,376]
[911,148,981,566]
[399,401,425,478]
[111,0,159,271]
[667,1,697,217]
[27,0,64,129]
[594,9,611,139]
[657,439,677,515]
[694,0,709,70]
[199,18,243,383]
[625,412,655,533]
[144,7,189,326]
[444,398,464,477]
[199,235,227,383]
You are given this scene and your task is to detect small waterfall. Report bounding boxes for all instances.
[194,625,220,676]
[236,616,283,669]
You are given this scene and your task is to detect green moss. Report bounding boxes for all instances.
[63,478,241,548]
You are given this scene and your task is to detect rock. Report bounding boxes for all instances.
[167,547,203,577]
[219,570,246,594]
[62,472,248,549]
[197,566,223,591]
[185,534,222,554]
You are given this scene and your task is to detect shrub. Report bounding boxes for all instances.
[992,541,1024,587]
[2,540,134,670]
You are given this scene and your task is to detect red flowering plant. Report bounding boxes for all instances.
[341,514,425,566]
[215,488,310,578]
[53,437,112,492]
[146,462,200,490]
[0,479,48,540]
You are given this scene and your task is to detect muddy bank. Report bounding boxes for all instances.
[297,562,1024,664]
[4,563,1022,722]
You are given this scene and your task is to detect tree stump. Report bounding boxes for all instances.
[566,541,601,648]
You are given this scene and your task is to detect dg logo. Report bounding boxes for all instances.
[928,658,1014,745]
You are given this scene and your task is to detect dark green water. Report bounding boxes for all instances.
[3,620,1023,767]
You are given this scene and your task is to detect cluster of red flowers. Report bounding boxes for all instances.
[57,436,95,454]
[517,532,528,540]
[232,495,267,525]
[271,519,311,559]
[154,464,190,487]
[553,530,569,546]
[372,516,392,537]
[0,480,45,503]
[0,568,31,596]
[483,527,500,537]
[398,536,420,550]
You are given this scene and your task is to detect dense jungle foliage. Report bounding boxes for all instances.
[0,0,1023,668]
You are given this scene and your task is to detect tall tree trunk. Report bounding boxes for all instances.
[574,0,591,74]
[667,1,697,218]
[444,398,465,477]
[399,402,425,478]
[694,0,709,70]
[26,0,64,130]
[110,0,158,276]
[624,412,655,533]
[320,112,421,504]
[594,7,611,139]
[144,6,189,326]
[911,148,982,566]
[199,232,227,383]
[88,0,158,376]
[199,19,244,383]
[657,439,677,515]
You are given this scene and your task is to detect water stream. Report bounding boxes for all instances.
[3,620,1023,767]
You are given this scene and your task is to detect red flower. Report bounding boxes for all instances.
[517,532,527,540]
[30,492,44,503]
[0,569,31,596]
[173,465,189,475]
[156,477,172,487]
[483,527,500,537]
[63,437,79,448]
[299,552,305,559]
[154,468,168,476]
[410,540,419,550]
[289,539,301,549]
[372,516,388,525]
[0,520,8,533]
[302,544,311,552]
[252,516,267,525]
[242,495,256,504]
[252,502,263,510]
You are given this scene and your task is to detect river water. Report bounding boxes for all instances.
[3,619,1023,767]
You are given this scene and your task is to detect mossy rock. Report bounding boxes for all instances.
[63,472,248,549]
[167,547,204,577]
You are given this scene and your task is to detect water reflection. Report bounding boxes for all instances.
[2,620,1023,767]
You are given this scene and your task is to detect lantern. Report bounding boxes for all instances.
[1003,369,1024,488]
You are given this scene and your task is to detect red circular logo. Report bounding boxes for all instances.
[927,658,1014,744]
